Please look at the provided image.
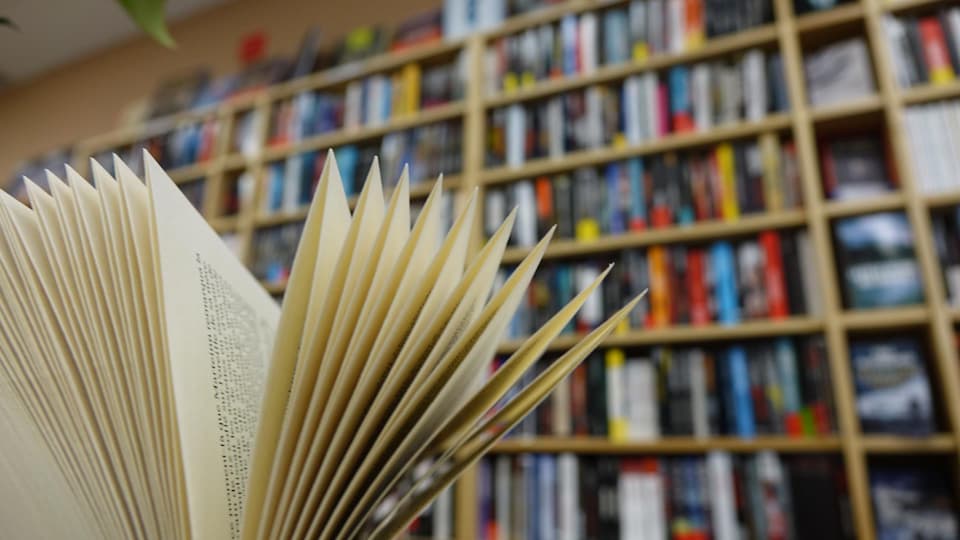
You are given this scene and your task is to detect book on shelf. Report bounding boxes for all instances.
[0,149,644,538]
[850,337,935,436]
[804,38,876,107]
[833,212,924,310]
[477,452,852,540]
[884,9,960,89]
[496,229,819,341]
[870,466,959,540]
[486,47,789,167]
[903,98,960,194]
[505,336,836,441]
[483,0,772,95]
[931,207,960,307]
[819,133,897,201]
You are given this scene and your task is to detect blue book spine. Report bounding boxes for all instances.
[606,163,625,234]
[268,162,284,211]
[382,78,392,122]
[628,157,646,228]
[538,454,556,539]
[562,15,577,75]
[334,145,359,196]
[727,345,756,437]
[669,66,690,119]
[711,241,740,324]
[525,454,539,540]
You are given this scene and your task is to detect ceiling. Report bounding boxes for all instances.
[0,0,230,86]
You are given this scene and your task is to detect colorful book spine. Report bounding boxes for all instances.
[727,345,757,437]
[711,240,741,324]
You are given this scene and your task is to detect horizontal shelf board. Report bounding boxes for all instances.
[794,3,866,33]
[482,114,791,185]
[500,210,807,264]
[222,154,261,171]
[809,95,884,122]
[862,434,957,453]
[883,0,945,14]
[923,190,960,208]
[901,82,960,105]
[269,39,467,100]
[481,0,628,40]
[168,161,214,183]
[261,102,465,162]
[822,192,906,218]
[209,216,240,233]
[490,435,843,454]
[483,25,778,108]
[840,306,930,330]
[254,176,461,228]
[495,317,824,354]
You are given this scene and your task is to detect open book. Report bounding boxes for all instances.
[0,150,642,539]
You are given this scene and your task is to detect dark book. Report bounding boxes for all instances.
[871,467,959,540]
[597,457,621,539]
[390,9,442,51]
[553,174,575,239]
[780,232,808,315]
[786,457,850,540]
[850,337,935,435]
[586,353,608,437]
[833,212,923,309]
[820,135,894,200]
[580,457,601,540]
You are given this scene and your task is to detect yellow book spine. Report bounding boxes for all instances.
[716,143,739,221]
[402,63,421,114]
[605,348,628,441]
[391,73,405,117]
[759,133,782,212]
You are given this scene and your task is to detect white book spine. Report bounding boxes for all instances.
[882,16,911,88]
[548,97,565,158]
[940,102,960,193]
[282,156,301,212]
[553,375,572,436]
[478,0,505,31]
[585,86,604,149]
[640,468,665,540]
[484,189,505,238]
[443,0,467,38]
[644,73,659,141]
[433,486,452,540]
[796,230,822,316]
[692,63,712,131]
[558,454,579,540]
[538,455,557,540]
[668,0,685,53]
[708,451,740,540]
[506,104,526,167]
[344,81,363,129]
[742,49,766,121]
[690,349,709,437]
[624,76,641,144]
[513,181,537,247]
[579,13,598,73]
[949,9,960,70]
[618,471,635,540]
[950,104,960,192]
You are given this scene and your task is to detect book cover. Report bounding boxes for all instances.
[871,467,959,540]
[851,337,935,435]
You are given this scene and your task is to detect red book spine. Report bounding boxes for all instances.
[688,248,710,324]
[708,152,724,219]
[657,82,670,136]
[571,362,589,435]
[919,17,955,83]
[819,140,837,198]
[760,231,789,318]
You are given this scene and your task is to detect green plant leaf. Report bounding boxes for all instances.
[0,16,18,30]
[117,0,175,47]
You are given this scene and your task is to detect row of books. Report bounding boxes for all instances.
[261,121,463,214]
[884,8,960,89]
[499,230,819,340]
[486,49,788,167]
[90,118,221,179]
[903,99,960,194]
[803,38,875,107]
[503,336,835,440]
[932,206,960,308]
[818,133,897,201]
[252,192,456,286]
[267,56,465,145]
[483,137,802,244]
[476,452,852,540]
[484,0,773,94]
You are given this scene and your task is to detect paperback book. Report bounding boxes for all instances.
[0,150,641,539]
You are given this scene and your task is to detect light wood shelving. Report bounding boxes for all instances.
[66,0,960,537]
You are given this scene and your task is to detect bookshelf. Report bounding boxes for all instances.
[61,0,960,537]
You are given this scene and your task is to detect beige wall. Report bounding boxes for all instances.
[0,0,439,182]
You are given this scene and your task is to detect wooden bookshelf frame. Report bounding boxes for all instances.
[66,0,960,537]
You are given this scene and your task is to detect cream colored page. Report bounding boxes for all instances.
[144,154,280,540]
[331,229,554,539]
[248,156,351,540]
[276,177,442,540]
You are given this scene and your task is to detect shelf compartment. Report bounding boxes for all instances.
[483,115,792,186]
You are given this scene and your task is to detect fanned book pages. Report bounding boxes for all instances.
[0,149,643,540]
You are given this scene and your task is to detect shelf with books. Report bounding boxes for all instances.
[482,114,792,185]
[901,81,960,105]
[809,94,885,122]
[794,3,867,33]
[260,101,465,161]
[490,435,844,454]
[862,434,958,453]
[481,24,780,108]
[840,305,930,330]
[267,38,467,100]
[823,192,907,218]
[500,209,807,263]
[77,105,224,158]
[496,317,824,354]
[479,0,624,40]
[254,174,460,229]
